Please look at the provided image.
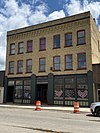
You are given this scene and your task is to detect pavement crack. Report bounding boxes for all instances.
[5,124,70,133]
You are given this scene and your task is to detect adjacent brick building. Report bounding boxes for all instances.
[4,11,100,106]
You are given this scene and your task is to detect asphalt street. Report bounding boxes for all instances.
[0,107,100,133]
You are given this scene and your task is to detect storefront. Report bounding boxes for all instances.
[4,71,93,107]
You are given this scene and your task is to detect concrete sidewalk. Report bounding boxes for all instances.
[0,104,90,113]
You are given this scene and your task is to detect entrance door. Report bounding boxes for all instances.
[36,84,48,104]
[7,86,14,102]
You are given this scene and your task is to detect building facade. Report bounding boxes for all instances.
[0,71,5,103]
[4,11,100,107]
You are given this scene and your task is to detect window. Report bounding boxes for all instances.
[26,59,32,73]
[14,81,23,101]
[17,60,23,73]
[77,53,86,69]
[9,61,14,74]
[39,38,46,51]
[24,80,31,100]
[39,58,45,72]
[10,43,15,55]
[18,42,24,54]
[77,30,85,45]
[65,33,72,47]
[53,35,60,48]
[53,56,60,70]
[65,54,73,69]
[27,40,33,52]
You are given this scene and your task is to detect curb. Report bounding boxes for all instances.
[0,104,90,113]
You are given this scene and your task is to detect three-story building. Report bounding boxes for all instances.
[4,11,100,106]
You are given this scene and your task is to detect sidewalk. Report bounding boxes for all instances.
[0,103,90,113]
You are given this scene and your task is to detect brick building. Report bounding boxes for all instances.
[4,11,100,106]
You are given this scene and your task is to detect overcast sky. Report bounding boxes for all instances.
[0,0,100,70]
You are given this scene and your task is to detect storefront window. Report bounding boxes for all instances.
[23,80,31,99]
[64,77,75,100]
[77,77,88,100]
[54,78,63,100]
[14,86,22,98]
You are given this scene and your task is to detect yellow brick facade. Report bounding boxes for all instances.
[6,11,97,78]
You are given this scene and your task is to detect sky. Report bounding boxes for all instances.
[0,0,100,70]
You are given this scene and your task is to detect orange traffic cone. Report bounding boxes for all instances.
[35,101,41,111]
[73,101,80,113]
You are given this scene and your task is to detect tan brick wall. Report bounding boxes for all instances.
[90,14,100,64]
[6,12,94,78]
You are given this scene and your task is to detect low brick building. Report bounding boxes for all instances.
[4,11,100,106]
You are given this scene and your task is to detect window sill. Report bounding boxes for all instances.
[52,69,61,71]
[8,73,14,75]
[9,54,15,56]
[39,49,46,51]
[38,71,46,72]
[17,52,24,54]
[53,47,60,49]
[64,45,73,48]
[77,43,86,46]
[64,69,73,71]
[16,72,23,74]
[25,72,32,74]
[26,51,33,53]
[77,68,86,70]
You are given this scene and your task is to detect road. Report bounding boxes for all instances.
[0,107,100,133]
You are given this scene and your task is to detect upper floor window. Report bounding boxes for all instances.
[10,43,15,55]
[77,30,85,45]
[9,61,14,74]
[26,59,32,73]
[53,35,60,48]
[53,56,60,70]
[17,60,23,73]
[18,42,24,54]
[39,38,46,51]
[27,40,33,52]
[77,53,86,69]
[65,54,73,70]
[39,58,46,72]
[65,33,72,47]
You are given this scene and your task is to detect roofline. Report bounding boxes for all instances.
[7,11,91,36]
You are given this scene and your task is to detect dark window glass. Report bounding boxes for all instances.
[15,86,22,99]
[77,77,88,100]
[65,77,75,100]
[10,43,15,55]
[77,30,85,45]
[53,35,60,48]
[26,59,32,73]
[27,40,33,52]
[78,53,86,69]
[17,60,23,73]
[53,56,60,70]
[24,86,31,99]
[54,78,63,100]
[39,58,45,72]
[65,33,72,46]
[9,61,14,74]
[18,42,24,53]
[65,54,72,69]
[40,38,46,51]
